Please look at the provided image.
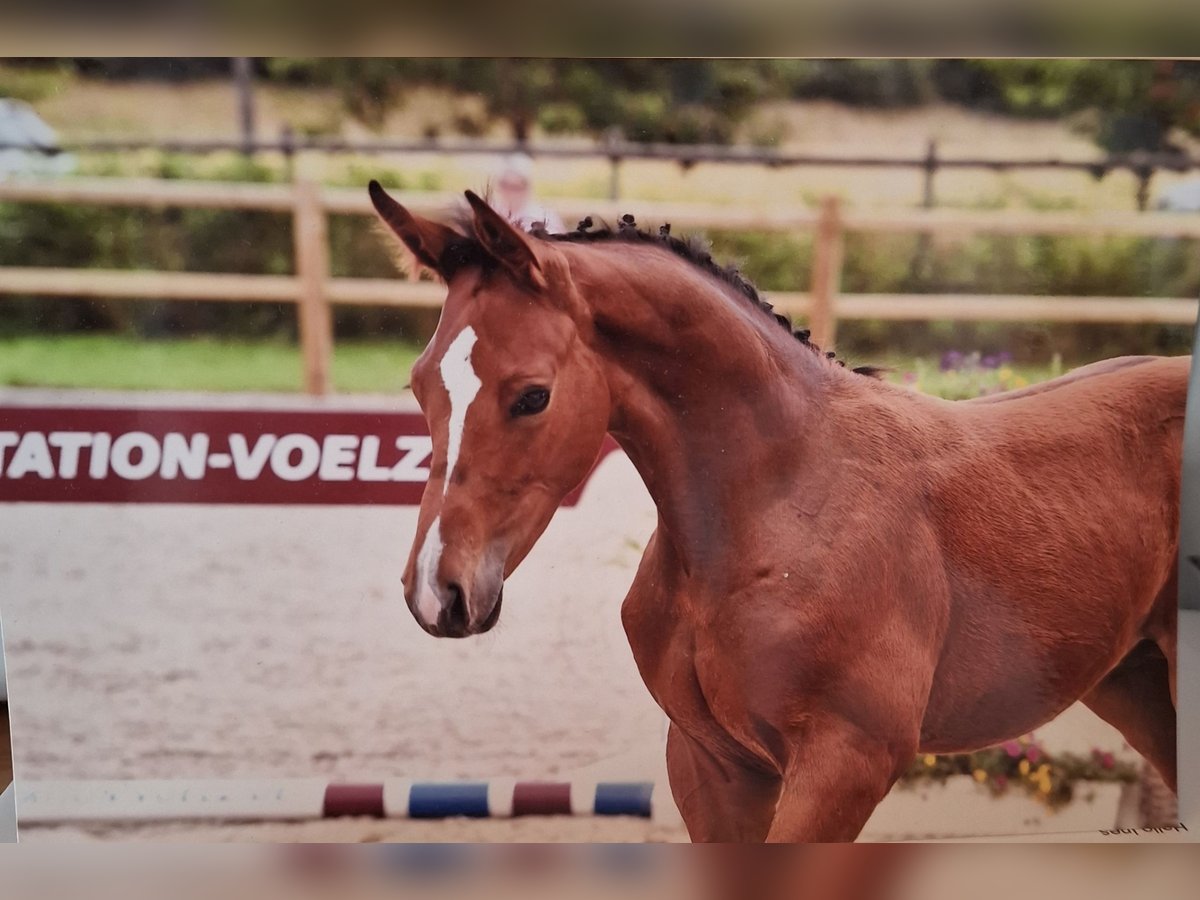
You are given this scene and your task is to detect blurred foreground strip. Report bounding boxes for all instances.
[0,844,1198,900]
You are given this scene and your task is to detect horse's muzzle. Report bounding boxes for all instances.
[414,582,503,639]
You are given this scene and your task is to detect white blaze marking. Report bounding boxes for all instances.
[439,326,481,495]
[414,516,445,625]
[413,325,483,625]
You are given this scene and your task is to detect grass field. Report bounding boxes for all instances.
[0,335,422,395]
[0,334,1061,400]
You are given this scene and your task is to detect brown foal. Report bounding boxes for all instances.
[369,182,1184,842]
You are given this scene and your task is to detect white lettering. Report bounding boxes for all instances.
[270,434,320,481]
[110,432,161,480]
[89,433,112,478]
[391,436,434,482]
[229,434,276,480]
[0,432,20,474]
[49,432,93,478]
[318,434,358,482]
[0,427,444,487]
[356,436,392,482]
[6,432,55,479]
[161,433,209,480]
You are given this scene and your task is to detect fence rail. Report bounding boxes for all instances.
[6,134,1200,208]
[1,177,1196,395]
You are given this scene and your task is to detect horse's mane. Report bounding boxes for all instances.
[447,209,883,379]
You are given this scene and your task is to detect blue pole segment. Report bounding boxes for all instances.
[593,782,654,817]
[407,783,491,818]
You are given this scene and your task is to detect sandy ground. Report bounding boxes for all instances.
[0,396,679,840]
[0,390,1148,841]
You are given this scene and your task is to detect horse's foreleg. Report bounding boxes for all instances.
[766,718,910,843]
[1082,639,1177,792]
[666,723,781,842]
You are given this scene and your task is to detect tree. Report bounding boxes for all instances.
[964,60,1200,154]
[263,58,785,144]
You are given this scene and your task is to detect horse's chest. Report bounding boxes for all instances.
[621,581,774,767]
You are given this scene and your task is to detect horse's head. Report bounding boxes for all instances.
[369,182,611,638]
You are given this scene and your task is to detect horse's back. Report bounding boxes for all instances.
[918,356,1188,748]
[937,353,1188,603]
[965,354,1168,405]
[964,354,1189,437]
[938,353,1187,616]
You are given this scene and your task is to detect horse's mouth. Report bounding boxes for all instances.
[427,586,503,639]
[477,587,503,633]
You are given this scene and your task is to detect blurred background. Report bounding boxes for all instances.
[0,57,1197,398]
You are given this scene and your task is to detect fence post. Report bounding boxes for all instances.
[293,179,333,396]
[922,139,938,209]
[809,195,843,349]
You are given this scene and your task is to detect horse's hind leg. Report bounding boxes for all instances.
[1081,639,1176,792]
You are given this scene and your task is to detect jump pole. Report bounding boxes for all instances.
[15,779,657,825]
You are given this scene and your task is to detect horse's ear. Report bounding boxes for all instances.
[464,190,545,288]
[368,180,459,275]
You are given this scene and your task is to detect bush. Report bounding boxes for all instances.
[782,60,935,108]
[705,228,1197,361]
[0,62,72,104]
[537,102,587,136]
[2,176,1195,361]
[619,92,671,142]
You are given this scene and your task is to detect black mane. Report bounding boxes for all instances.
[448,210,882,379]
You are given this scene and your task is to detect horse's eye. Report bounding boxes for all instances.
[511,387,551,417]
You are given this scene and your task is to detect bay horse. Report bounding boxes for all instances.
[368,181,1184,842]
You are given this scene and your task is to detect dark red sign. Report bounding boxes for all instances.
[0,406,618,506]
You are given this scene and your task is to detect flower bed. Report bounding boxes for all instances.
[861,736,1137,840]
[862,776,1129,841]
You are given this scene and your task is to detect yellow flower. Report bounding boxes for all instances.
[1036,764,1050,778]
[1014,377,1028,388]
[1038,777,1052,795]
[973,769,988,783]
[1019,759,1031,775]
[924,754,936,767]
[998,366,1014,380]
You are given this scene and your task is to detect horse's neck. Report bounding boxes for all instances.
[573,246,831,575]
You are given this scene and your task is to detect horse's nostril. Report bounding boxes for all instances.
[439,582,469,635]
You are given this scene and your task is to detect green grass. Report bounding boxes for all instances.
[0,335,422,394]
[0,334,1065,399]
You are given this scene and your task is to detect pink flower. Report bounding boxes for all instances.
[1100,752,1115,769]
[994,775,1008,790]
[1003,740,1022,758]
[1025,745,1042,764]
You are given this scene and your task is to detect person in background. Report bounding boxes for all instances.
[492,153,565,234]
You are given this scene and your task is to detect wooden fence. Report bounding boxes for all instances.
[1,177,1197,395]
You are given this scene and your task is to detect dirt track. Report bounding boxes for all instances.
[1,394,679,840]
